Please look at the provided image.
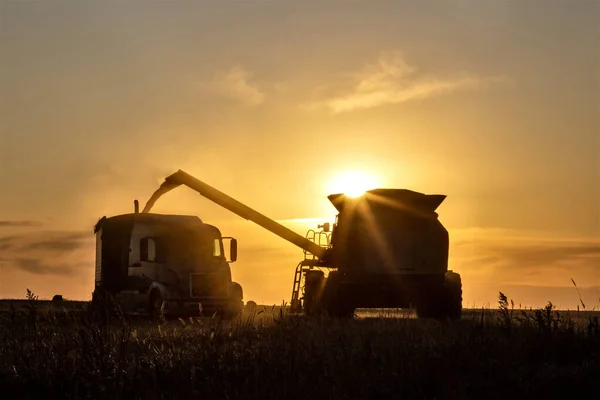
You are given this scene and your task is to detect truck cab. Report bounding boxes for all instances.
[93,213,243,318]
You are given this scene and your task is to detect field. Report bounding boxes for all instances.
[1,292,599,400]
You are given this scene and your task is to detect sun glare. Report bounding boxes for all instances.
[328,171,380,197]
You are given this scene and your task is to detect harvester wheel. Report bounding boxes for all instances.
[303,270,326,316]
[444,271,462,320]
[320,271,355,319]
[415,272,462,320]
[415,294,439,319]
[327,304,355,319]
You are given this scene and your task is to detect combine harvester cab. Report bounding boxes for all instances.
[93,202,242,319]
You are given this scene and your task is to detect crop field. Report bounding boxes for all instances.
[1,292,599,400]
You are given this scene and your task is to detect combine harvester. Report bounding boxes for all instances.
[93,170,461,319]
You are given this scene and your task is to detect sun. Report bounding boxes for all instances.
[327,171,380,197]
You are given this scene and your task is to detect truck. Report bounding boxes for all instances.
[93,201,243,319]
[92,170,462,319]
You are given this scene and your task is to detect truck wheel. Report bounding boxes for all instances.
[149,289,164,322]
[223,282,243,320]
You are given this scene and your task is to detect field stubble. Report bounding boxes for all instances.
[0,290,599,400]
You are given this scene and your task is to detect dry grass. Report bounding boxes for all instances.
[0,291,599,399]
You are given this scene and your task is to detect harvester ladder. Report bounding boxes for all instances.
[290,261,304,313]
[291,227,332,313]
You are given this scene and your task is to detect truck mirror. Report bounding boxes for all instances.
[230,238,238,262]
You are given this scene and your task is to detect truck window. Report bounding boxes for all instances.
[140,237,157,262]
[213,238,222,258]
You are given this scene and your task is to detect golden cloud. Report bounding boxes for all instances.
[196,66,265,106]
[311,52,508,113]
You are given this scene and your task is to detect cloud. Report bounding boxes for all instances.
[10,258,76,276]
[311,52,507,113]
[0,220,43,228]
[0,230,93,276]
[23,232,89,252]
[444,228,600,308]
[196,66,265,106]
[449,228,600,288]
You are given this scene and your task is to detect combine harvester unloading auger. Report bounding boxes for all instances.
[93,170,462,319]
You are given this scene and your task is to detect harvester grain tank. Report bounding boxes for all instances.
[116,170,462,319]
[320,189,462,318]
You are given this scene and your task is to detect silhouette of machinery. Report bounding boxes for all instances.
[132,170,462,319]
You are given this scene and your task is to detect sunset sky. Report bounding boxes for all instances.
[1,1,598,309]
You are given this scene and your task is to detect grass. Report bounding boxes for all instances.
[0,291,599,400]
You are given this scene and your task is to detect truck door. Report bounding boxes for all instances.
[129,236,166,282]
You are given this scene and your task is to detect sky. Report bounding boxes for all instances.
[1,0,599,310]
